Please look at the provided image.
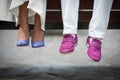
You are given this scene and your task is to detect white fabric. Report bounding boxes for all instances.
[61,0,113,39]
[0,0,13,21]
[0,0,113,37]
[61,0,79,35]
[9,0,47,31]
[89,0,113,39]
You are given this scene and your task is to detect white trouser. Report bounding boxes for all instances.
[89,0,113,39]
[61,0,79,35]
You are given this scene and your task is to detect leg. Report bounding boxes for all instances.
[87,0,113,61]
[27,0,46,48]
[59,0,79,53]
[89,0,113,39]
[17,1,29,46]
[61,0,79,35]
[31,13,44,48]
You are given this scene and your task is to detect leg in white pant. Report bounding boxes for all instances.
[59,0,79,53]
[89,0,113,39]
[87,0,113,62]
[61,0,79,35]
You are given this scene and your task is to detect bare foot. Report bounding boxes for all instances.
[32,27,44,42]
[17,26,29,40]
[32,13,44,42]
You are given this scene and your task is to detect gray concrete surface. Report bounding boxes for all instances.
[0,30,120,79]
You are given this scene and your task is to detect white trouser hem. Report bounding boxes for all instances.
[63,26,77,35]
[89,31,106,39]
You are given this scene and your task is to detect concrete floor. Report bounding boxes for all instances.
[0,30,120,79]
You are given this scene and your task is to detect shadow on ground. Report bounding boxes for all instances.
[0,66,120,80]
